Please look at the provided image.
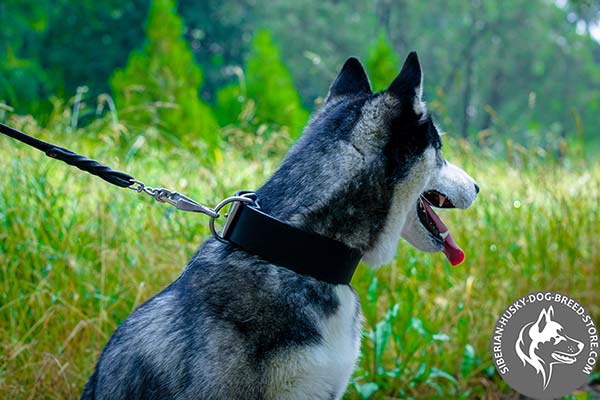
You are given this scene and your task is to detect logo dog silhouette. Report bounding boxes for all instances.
[515,306,584,389]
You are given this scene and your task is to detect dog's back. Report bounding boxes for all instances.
[81,370,96,399]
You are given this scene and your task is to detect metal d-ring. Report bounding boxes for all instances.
[209,195,256,242]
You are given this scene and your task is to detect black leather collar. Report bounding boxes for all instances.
[220,196,362,285]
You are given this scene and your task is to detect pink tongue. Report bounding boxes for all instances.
[422,200,465,266]
[441,234,465,266]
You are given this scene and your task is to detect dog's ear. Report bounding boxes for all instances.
[325,57,372,102]
[387,51,424,113]
[534,307,551,333]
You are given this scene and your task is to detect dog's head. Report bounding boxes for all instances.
[515,306,584,388]
[517,306,584,367]
[257,52,478,267]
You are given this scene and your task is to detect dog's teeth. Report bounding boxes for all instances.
[440,230,450,239]
[439,196,446,207]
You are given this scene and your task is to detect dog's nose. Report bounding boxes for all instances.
[474,183,480,194]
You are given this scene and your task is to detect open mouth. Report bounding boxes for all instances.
[417,190,465,266]
[552,351,578,364]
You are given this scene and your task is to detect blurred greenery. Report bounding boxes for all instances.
[0,111,598,398]
[366,32,400,92]
[215,29,309,138]
[110,0,220,154]
[1,0,599,152]
[1,0,600,398]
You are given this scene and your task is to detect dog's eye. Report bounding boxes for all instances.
[554,336,564,344]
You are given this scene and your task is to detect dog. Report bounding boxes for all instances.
[82,52,478,399]
[515,306,584,390]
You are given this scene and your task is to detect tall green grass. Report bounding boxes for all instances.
[0,114,598,399]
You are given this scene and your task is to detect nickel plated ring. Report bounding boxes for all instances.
[209,195,256,242]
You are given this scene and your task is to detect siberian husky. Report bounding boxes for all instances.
[82,52,478,399]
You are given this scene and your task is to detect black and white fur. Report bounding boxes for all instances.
[82,52,478,399]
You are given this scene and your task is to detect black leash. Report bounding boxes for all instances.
[0,122,134,187]
[0,122,219,216]
[0,122,362,284]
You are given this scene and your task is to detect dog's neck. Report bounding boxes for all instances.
[256,165,394,253]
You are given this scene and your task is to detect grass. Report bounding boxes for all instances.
[0,113,599,399]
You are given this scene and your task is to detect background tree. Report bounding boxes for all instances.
[215,29,308,139]
[245,29,309,138]
[0,0,54,115]
[1,0,599,151]
[255,0,376,103]
[366,32,400,92]
[110,0,219,153]
[40,0,149,98]
[177,0,258,101]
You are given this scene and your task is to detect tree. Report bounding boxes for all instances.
[215,29,308,139]
[177,0,258,101]
[256,0,375,103]
[40,0,149,98]
[110,0,219,152]
[0,0,55,115]
[366,32,400,92]
[214,79,246,128]
[0,49,54,116]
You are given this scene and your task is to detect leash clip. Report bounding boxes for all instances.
[129,178,258,240]
[160,191,220,217]
[128,179,219,218]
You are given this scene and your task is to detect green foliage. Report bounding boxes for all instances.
[177,0,259,100]
[405,0,600,143]
[243,28,308,137]
[255,0,376,102]
[110,0,220,153]
[0,49,54,115]
[215,82,246,127]
[0,1,55,115]
[40,0,149,96]
[0,0,149,114]
[1,111,599,398]
[0,0,49,59]
[366,32,400,92]
[216,29,308,139]
[3,0,600,151]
